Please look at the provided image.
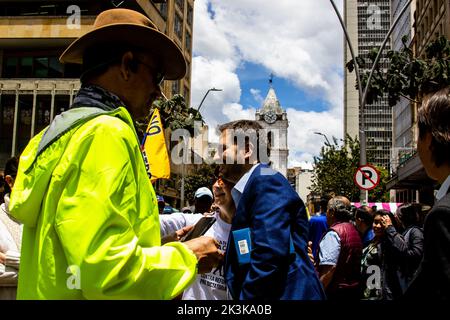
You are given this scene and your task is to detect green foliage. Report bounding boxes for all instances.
[310,135,389,202]
[346,35,450,106]
[184,164,218,204]
[135,94,205,138]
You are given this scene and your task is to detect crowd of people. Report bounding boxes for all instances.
[0,8,449,301]
[307,197,426,300]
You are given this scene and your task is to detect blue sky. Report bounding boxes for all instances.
[191,0,344,167]
[238,61,330,112]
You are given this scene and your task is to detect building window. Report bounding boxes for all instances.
[3,55,67,78]
[4,57,18,77]
[20,57,33,77]
[174,13,183,40]
[184,85,190,104]
[172,80,180,96]
[185,61,190,79]
[187,3,193,27]
[185,32,192,52]
[176,0,184,13]
[157,3,167,20]
[35,57,49,77]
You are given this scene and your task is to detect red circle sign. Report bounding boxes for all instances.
[354,165,380,191]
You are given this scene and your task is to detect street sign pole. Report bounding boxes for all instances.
[354,165,380,196]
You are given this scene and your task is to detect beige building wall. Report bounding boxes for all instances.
[0,1,194,101]
[0,1,195,160]
[138,0,194,103]
[411,0,449,146]
[0,17,94,40]
[415,0,450,57]
[344,0,360,141]
[295,171,313,204]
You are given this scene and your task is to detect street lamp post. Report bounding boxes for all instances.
[197,88,223,113]
[314,132,331,146]
[180,87,223,207]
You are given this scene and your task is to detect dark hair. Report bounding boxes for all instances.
[397,203,421,228]
[374,209,398,229]
[355,205,374,226]
[418,86,450,167]
[319,197,329,212]
[328,196,353,222]
[218,120,269,163]
[1,157,19,197]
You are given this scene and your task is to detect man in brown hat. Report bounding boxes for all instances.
[9,9,223,299]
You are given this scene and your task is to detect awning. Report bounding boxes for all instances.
[351,202,402,213]
[387,153,435,190]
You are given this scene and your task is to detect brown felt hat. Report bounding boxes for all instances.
[59,8,186,80]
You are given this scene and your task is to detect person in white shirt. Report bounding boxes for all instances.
[160,176,235,300]
[0,157,22,300]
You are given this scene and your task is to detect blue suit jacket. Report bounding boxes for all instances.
[224,164,325,300]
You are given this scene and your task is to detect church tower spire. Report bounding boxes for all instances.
[255,75,289,177]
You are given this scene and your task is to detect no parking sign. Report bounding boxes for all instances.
[354,165,380,191]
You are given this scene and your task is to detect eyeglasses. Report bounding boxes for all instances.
[136,60,165,86]
[212,174,234,188]
[212,167,234,187]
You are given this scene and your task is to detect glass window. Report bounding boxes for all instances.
[172,80,180,96]
[0,94,15,165]
[3,55,73,78]
[54,95,70,115]
[4,57,18,78]
[35,95,52,134]
[176,0,184,13]
[34,57,49,77]
[19,57,33,77]
[184,85,190,105]
[187,4,193,27]
[185,32,191,52]
[49,57,63,77]
[17,95,33,153]
[157,3,168,20]
[174,13,183,40]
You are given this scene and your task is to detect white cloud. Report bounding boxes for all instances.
[222,103,256,122]
[249,88,264,104]
[191,0,344,168]
[286,107,343,166]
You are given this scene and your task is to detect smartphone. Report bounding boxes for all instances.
[180,216,216,242]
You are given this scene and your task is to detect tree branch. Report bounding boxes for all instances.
[398,92,420,104]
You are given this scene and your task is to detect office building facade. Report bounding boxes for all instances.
[0,0,194,168]
[344,0,393,171]
[387,0,450,204]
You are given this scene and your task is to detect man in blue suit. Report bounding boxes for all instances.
[216,120,325,300]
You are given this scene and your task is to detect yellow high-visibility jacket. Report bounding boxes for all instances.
[9,106,197,299]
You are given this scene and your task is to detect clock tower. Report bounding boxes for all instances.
[255,79,289,177]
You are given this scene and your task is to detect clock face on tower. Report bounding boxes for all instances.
[264,111,277,124]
